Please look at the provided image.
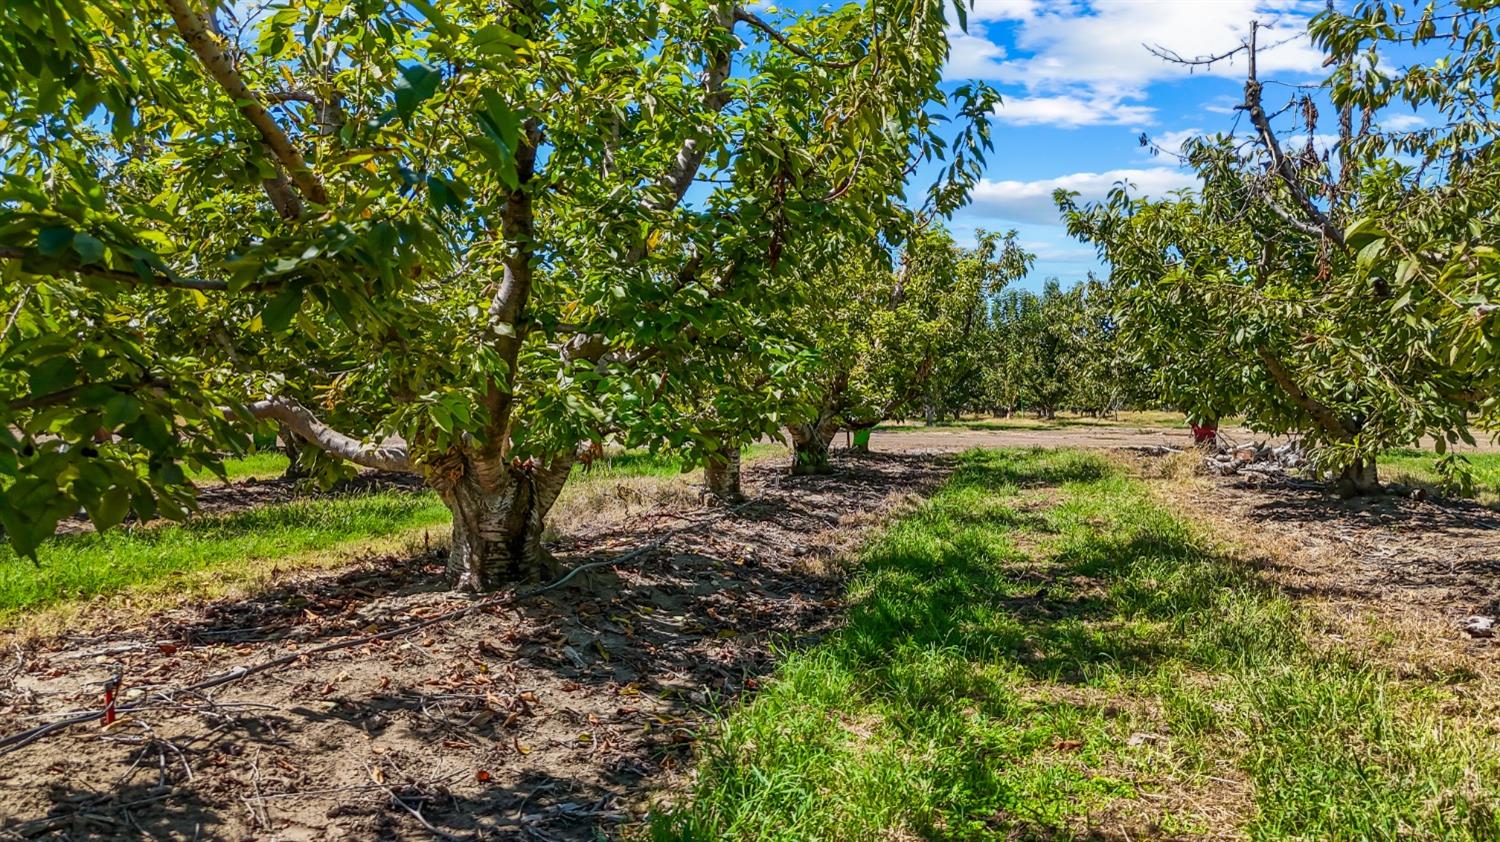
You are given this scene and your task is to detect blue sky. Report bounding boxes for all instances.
[924,0,1352,288]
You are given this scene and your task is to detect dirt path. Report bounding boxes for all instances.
[865,421,1500,455]
[0,455,946,841]
[861,423,1235,453]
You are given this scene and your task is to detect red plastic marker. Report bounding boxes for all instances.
[101,673,122,726]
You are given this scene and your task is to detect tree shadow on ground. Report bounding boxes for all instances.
[1214,475,1500,614]
[2,451,950,841]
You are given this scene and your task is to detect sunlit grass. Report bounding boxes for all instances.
[1382,447,1500,506]
[0,442,790,623]
[652,449,1500,839]
[185,450,294,482]
[0,492,452,619]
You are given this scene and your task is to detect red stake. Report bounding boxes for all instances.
[101,673,122,726]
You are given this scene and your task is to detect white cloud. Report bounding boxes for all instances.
[1143,127,1203,158]
[995,93,1156,127]
[970,0,1037,21]
[946,1,1327,129]
[992,1,1324,90]
[969,167,1199,225]
[1381,113,1426,131]
[946,27,1008,79]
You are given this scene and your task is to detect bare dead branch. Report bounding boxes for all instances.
[1239,21,1347,249]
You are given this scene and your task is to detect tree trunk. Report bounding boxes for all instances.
[1334,456,1379,498]
[788,420,838,476]
[428,452,574,591]
[702,448,743,504]
[279,426,309,480]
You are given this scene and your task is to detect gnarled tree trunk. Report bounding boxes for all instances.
[702,447,743,504]
[1335,456,1379,498]
[788,419,839,476]
[427,451,574,591]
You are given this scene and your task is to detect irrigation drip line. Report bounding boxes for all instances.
[0,503,749,757]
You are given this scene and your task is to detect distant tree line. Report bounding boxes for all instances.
[910,276,1152,424]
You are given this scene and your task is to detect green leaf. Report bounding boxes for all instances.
[72,232,105,265]
[262,285,303,333]
[85,485,132,533]
[28,356,77,397]
[393,63,442,120]
[37,225,74,256]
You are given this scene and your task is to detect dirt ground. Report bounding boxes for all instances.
[864,423,1218,453]
[0,455,946,841]
[1144,459,1500,682]
[5,426,1500,841]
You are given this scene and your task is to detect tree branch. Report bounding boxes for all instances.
[483,120,543,449]
[733,7,858,69]
[0,246,234,291]
[1240,21,1346,249]
[245,397,413,472]
[1255,346,1353,438]
[647,3,737,214]
[163,0,328,216]
[7,377,169,413]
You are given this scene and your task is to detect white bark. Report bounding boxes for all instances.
[245,397,411,472]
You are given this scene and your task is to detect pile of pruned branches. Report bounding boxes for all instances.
[1203,440,1308,477]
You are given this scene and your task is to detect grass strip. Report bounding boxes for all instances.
[652,448,1500,840]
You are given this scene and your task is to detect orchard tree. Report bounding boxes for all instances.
[1067,275,1142,416]
[985,280,1078,420]
[1063,4,1500,495]
[914,229,1033,423]
[785,226,1031,471]
[0,0,989,586]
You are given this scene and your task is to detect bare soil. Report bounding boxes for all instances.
[1146,461,1500,679]
[0,454,946,841]
[862,423,1247,453]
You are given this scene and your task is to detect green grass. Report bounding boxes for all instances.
[0,442,789,621]
[0,492,452,618]
[651,449,1500,840]
[186,450,294,482]
[1382,448,1500,505]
